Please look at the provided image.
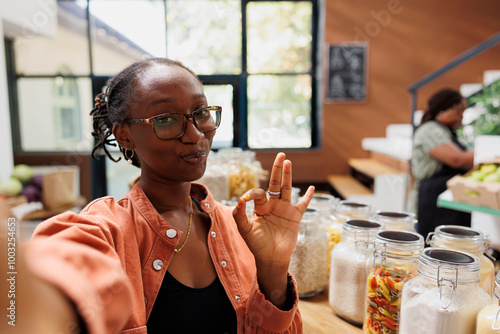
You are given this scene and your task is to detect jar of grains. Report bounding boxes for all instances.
[364,231,424,334]
[309,193,341,268]
[399,248,490,334]
[329,219,384,325]
[371,211,417,232]
[427,225,495,297]
[289,208,329,298]
[334,200,373,223]
[476,270,500,333]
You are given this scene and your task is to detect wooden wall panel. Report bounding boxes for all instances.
[256,0,500,187]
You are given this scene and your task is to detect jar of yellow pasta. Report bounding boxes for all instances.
[427,225,495,297]
[218,148,261,199]
[364,231,424,334]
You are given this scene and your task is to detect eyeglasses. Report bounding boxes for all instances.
[124,106,222,140]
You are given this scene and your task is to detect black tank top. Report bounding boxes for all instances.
[147,270,237,334]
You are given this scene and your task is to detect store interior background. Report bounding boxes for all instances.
[1,0,500,207]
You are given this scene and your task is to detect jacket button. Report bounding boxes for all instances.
[153,259,163,270]
[221,260,227,267]
[211,231,217,237]
[235,295,241,302]
[166,229,177,238]
[205,203,210,208]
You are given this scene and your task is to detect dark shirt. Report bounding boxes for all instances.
[147,270,237,334]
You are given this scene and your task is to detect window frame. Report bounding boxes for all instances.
[7,0,321,199]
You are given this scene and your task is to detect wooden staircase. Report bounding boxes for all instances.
[327,154,409,200]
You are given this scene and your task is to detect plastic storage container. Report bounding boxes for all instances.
[399,248,491,334]
[427,225,495,297]
[329,219,384,325]
[364,231,424,334]
[476,270,500,333]
[372,211,417,232]
[288,208,329,298]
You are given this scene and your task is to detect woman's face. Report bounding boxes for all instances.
[121,64,214,183]
[436,98,467,130]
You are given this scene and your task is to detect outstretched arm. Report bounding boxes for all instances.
[232,152,314,308]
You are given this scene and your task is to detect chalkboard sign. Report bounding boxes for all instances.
[327,44,367,102]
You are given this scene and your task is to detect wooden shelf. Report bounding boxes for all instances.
[348,158,401,179]
[327,175,373,199]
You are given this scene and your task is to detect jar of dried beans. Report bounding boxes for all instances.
[288,208,329,298]
[364,231,424,334]
[329,219,384,325]
[399,248,490,334]
[427,225,495,297]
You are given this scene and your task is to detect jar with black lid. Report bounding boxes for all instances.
[399,248,490,334]
[329,219,384,325]
[427,225,495,296]
[372,211,417,232]
[364,230,424,334]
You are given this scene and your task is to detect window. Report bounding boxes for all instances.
[8,0,320,198]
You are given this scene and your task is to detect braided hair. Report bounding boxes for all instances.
[420,88,464,125]
[90,58,201,168]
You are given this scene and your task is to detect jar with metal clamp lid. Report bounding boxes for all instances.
[372,211,417,232]
[476,270,500,333]
[334,200,373,223]
[329,219,384,325]
[399,248,490,334]
[427,225,495,297]
[364,231,424,334]
[288,208,329,298]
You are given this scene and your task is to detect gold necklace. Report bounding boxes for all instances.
[174,196,193,254]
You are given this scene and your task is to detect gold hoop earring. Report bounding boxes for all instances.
[125,149,135,164]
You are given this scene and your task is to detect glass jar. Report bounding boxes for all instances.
[309,193,342,263]
[364,231,424,334]
[195,151,230,201]
[399,248,491,334]
[329,219,384,325]
[289,208,329,298]
[372,211,417,232]
[476,270,500,333]
[217,148,261,200]
[427,225,495,297]
[334,200,373,223]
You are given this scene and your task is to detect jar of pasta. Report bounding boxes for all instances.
[371,211,417,232]
[399,248,490,334]
[364,231,424,334]
[476,270,500,333]
[309,193,341,263]
[334,200,373,223]
[329,219,384,325]
[289,208,329,298]
[218,148,261,199]
[427,225,495,297]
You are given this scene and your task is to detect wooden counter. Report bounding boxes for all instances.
[299,290,363,334]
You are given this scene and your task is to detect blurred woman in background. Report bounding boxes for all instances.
[409,88,474,239]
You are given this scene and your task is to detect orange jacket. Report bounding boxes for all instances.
[26,183,302,333]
